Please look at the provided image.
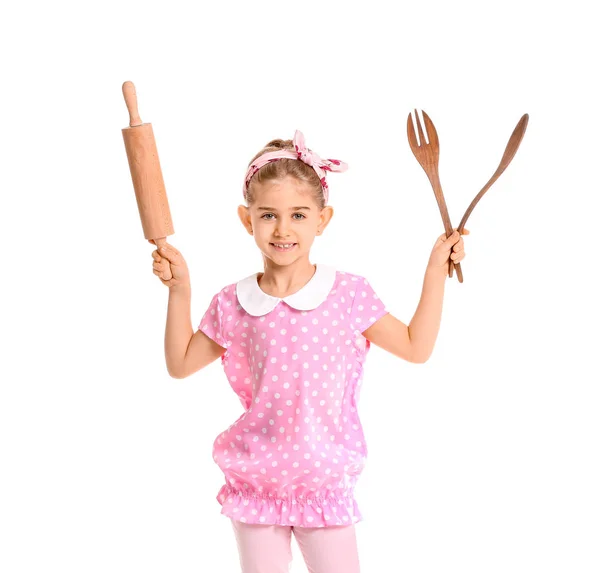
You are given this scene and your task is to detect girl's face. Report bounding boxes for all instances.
[238,175,333,266]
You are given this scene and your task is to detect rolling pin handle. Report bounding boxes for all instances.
[153,237,173,281]
[122,81,143,127]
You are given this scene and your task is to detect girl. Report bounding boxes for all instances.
[150,130,468,573]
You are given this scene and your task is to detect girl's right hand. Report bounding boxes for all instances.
[149,240,191,290]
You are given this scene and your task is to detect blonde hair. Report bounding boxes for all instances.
[245,139,326,209]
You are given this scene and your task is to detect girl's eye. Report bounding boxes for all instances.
[261,213,306,220]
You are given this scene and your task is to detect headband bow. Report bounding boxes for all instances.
[242,130,348,205]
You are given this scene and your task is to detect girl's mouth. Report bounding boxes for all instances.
[271,243,297,252]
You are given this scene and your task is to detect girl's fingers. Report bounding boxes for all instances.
[159,246,177,261]
[152,261,166,269]
[437,230,460,245]
[436,231,452,243]
[152,252,170,265]
[151,241,181,259]
[153,269,173,284]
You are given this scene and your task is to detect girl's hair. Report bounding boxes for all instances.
[245,139,326,209]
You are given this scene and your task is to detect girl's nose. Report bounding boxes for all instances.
[275,220,291,237]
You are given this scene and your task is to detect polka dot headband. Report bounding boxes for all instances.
[243,130,348,205]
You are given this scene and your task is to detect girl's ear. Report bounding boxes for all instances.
[318,205,334,233]
[237,204,253,235]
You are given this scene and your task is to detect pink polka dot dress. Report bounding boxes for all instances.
[198,264,389,527]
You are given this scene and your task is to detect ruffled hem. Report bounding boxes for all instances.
[216,485,363,527]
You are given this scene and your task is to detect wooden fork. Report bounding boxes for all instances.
[407,109,463,282]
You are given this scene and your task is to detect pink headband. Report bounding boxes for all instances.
[242,130,348,205]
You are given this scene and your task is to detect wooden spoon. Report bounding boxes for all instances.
[407,109,463,282]
[457,113,529,233]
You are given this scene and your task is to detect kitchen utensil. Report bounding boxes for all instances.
[457,113,529,232]
[121,81,174,279]
[407,109,463,282]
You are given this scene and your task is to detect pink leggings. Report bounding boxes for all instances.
[231,519,361,573]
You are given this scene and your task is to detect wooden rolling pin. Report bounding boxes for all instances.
[121,81,174,279]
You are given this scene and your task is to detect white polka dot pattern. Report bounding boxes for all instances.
[198,270,389,527]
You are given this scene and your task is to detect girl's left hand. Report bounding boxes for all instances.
[427,228,470,275]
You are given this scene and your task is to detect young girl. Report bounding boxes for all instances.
[150,130,468,573]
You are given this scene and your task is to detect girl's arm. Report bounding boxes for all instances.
[164,285,225,378]
[406,265,447,362]
[363,229,466,363]
[153,243,225,378]
[363,266,446,363]
[164,284,194,377]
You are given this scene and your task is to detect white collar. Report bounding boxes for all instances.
[236,264,337,316]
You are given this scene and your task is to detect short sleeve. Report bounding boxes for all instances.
[198,292,228,349]
[349,276,389,334]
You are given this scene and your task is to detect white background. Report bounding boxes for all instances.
[1,1,598,572]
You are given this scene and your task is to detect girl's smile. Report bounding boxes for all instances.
[270,242,297,252]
